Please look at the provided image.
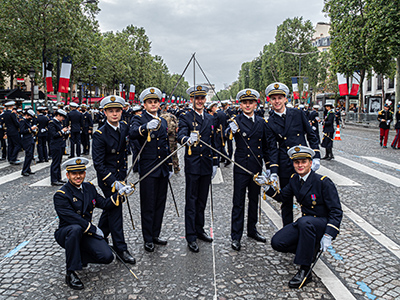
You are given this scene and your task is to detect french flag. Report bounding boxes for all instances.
[337,73,348,96]
[58,56,72,94]
[349,72,360,96]
[46,69,54,92]
[161,92,166,102]
[291,77,299,99]
[172,96,175,103]
[129,84,135,100]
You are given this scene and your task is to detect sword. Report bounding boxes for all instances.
[298,250,323,289]
[109,246,138,280]
[130,140,189,188]
[124,139,147,182]
[168,179,180,217]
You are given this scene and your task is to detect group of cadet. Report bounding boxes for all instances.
[52,81,342,291]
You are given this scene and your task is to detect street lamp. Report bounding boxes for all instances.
[28,67,35,109]
[78,78,83,105]
[87,66,97,105]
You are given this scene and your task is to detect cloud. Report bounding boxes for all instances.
[97,0,327,90]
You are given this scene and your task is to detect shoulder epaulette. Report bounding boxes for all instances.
[49,120,53,123]
[291,173,296,178]
[95,130,102,134]
[89,181,94,185]
[56,190,65,194]
[122,120,127,124]
[264,118,268,123]
[321,175,327,181]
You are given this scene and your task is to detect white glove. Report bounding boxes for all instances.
[311,158,320,171]
[312,126,316,131]
[320,234,332,252]
[212,166,218,179]
[95,226,104,238]
[111,181,125,192]
[270,173,279,191]
[169,171,173,179]
[147,119,160,130]
[263,169,271,179]
[229,122,238,134]
[188,131,199,146]
[255,175,268,186]
[118,185,135,196]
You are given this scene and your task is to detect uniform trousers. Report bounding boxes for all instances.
[70,132,81,157]
[7,134,21,162]
[55,224,113,272]
[1,137,6,159]
[98,185,127,253]
[37,136,48,161]
[140,176,168,242]
[50,147,62,183]
[271,216,327,266]
[380,128,390,146]
[231,172,260,241]
[21,142,34,174]
[279,176,293,226]
[81,132,90,154]
[185,173,211,242]
[391,129,400,148]
[226,139,233,159]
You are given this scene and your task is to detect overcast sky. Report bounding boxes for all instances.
[97,0,328,91]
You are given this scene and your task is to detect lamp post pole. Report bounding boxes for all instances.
[87,66,97,105]
[28,67,36,109]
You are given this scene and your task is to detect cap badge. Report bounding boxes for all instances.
[294,146,300,152]
[197,86,202,91]
[150,88,155,93]
[246,90,251,96]
[110,96,116,102]
[274,83,279,89]
[76,159,82,164]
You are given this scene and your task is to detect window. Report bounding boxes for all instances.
[377,74,382,90]
[389,78,394,89]
[367,78,372,91]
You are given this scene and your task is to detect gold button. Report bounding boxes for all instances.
[248,138,250,140]
[287,147,289,149]
[299,144,302,146]
[200,154,203,156]
[158,147,160,149]
[259,139,261,141]
[248,154,250,157]
[199,135,201,138]
[210,135,212,137]
[90,211,92,213]
[258,155,260,157]
[284,137,287,140]
[297,134,300,136]
[200,145,202,147]
[157,138,159,140]
[158,156,161,158]
[314,215,316,217]
[303,214,306,216]
[311,206,314,209]
[258,146,260,149]
[82,215,85,217]
[117,161,119,163]
[247,146,250,148]
[88,233,92,235]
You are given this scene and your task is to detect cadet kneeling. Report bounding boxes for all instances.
[53,157,134,290]
[261,145,342,288]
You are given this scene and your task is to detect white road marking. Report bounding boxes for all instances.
[0,161,51,186]
[336,156,400,187]
[260,200,356,300]
[317,166,361,186]
[342,204,400,259]
[361,156,400,170]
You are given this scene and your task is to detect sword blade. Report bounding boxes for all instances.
[197,139,255,176]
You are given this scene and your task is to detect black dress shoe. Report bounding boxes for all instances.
[153,237,168,245]
[21,172,30,176]
[188,241,199,253]
[231,240,241,251]
[59,179,67,183]
[116,250,136,264]
[68,155,75,158]
[144,242,155,252]
[197,232,213,243]
[247,231,266,243]
[51,181,64,186]
[28,170,35,175]
[65,272,84,290]
[288,269,312,288]
[321,156,329,160]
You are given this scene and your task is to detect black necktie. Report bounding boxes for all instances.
[300,178,304,186]
[282,114,286,121]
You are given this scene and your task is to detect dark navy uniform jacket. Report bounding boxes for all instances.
[266,108,320,178]
[130,112,172,178]
[82,111,93,133]
[308,110,319,130]
[37,114,49,138]
[20,118,35,144]
[3,110,20,136]
[177,110,218,176]
[48,119,67,148]
[225,107,236,119]
[68,110,83,133]
[0,113,5,137]
[268,170,342,239]
[54,181,119,237]
[214,109,227,153]
[92,121,129,188]
[377,109,393,130]
[229,114,269,174]
[323,110,335,133]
